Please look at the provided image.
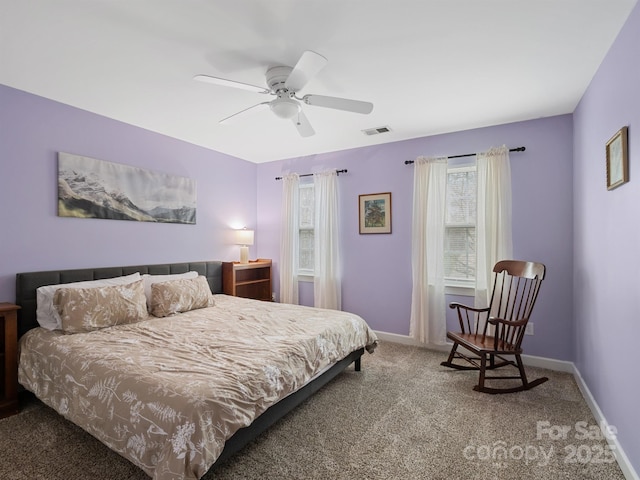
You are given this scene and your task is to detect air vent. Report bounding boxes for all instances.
[362,126,391,136]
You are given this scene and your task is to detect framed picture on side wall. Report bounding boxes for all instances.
[606,126,629,190]
[359,192,392,234]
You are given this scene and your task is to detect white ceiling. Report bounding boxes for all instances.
[1,1,636,163]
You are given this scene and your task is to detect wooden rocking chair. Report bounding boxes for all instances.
[441,260,548,394]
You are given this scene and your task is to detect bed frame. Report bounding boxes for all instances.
[15,261,364,469]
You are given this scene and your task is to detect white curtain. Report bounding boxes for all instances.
[313,170,341,310]
[475,145,513,309]
[409,156,448,344]
[279,173,299,304]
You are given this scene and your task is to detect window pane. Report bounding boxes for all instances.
[446,170,476,224]
[299,184,314,228]
[444,226,476,280]
[445,166,476,283]
[299,229,314,271]
[298,184,315,274]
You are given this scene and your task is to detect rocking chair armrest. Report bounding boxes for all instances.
[487,317,528,327]
[448,302,491,314]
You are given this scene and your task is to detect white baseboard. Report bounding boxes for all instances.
[571,365,639,480]
[521,352,574,372]
[373,330,639,480]
[374,331,450,350]
[374,331,574,370]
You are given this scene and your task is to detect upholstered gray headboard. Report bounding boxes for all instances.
[15,261,223,337]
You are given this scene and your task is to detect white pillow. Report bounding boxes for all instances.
[141,271,199,306]
[36,272,142,331]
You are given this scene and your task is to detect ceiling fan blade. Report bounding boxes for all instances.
[220,102,271,124]
[194,74,270,94]
[302,94,373,114]
[292,110,315,137]
[285,50,328,92]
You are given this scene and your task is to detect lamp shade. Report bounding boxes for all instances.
[235,229,254,246]
[270,97,300,119]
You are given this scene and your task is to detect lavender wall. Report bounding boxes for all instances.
[573,2,640,471]
[256,115,574,360]
[0,84,257,302]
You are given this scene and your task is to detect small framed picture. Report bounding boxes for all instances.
[359,192,392,234]
[606,126,629,190]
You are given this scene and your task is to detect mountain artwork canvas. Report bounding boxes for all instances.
[58,152,196,224]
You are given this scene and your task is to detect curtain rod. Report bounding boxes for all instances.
[275,169,347,180]
[404,146,526,165]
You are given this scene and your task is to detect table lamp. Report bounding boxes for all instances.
[235,228,254,264]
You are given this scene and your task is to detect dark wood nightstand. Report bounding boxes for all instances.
[222,259,272,301]
[0,302,20,418]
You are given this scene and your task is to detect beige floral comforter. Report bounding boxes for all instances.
[18,295,378,480]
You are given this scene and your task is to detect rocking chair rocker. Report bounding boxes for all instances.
[441,260,548,394]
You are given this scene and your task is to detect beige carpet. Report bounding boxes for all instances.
[0,342,625,479]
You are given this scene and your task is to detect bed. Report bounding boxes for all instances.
[15,261,377,480]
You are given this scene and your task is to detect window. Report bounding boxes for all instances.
[298,183,314,276]
[444,164,476,287]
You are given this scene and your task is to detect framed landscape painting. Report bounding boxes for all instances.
[58,152,196,224]
[359,192,392,234]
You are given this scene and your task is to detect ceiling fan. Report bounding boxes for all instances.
[194,50,373,137]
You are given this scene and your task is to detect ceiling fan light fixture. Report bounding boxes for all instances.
[270,97,300,119]
[195,51,373,137]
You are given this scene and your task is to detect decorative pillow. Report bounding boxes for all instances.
[54,279,148,333]
[36,272,142,330]
[142,271,199,306]
[149,276,214,318]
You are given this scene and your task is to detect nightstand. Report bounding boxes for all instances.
[222,259,272,301]
[0,303,20,418]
